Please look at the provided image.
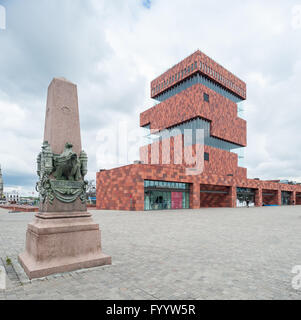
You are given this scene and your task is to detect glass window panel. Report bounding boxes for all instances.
[144,191,151,210]
[185,192,188,207]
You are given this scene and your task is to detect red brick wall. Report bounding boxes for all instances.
[151,50,246,100]
[296,192,301,205]
[262,190,278,205]
[96,166,144,211]
[291,191,296,205]
[199,185,231,207]
[139,135,247,179]
[141,83,246,147]
[0,205,39,212]
[254,188,262,207]
[96,163,301,211]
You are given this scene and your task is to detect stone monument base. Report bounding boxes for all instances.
[18,212,111,279]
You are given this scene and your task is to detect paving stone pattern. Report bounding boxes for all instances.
[0,206,301,300]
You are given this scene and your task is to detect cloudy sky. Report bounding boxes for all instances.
[0,0,301,195]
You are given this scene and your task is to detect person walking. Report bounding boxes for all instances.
[246,199,250,208]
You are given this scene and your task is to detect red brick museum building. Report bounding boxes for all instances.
[96,50,301,210]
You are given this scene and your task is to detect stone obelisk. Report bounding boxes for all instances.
[19,78,111,279]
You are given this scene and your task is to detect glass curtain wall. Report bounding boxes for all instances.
[144,117,244,154]
[236,187,255,207]
[155,73,243,104]
[144,180,190,210]
[281,191,291,205]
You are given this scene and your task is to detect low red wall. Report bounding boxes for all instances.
[0,205,39,212]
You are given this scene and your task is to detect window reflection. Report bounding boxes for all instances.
[144,180,190,210]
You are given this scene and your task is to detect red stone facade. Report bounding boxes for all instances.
[151,50,246,100]
[96,163,301,210]
[296,192,301,205]
[141,83,246,146]
[96,50,301,211]
[140,136,247,178]
[0,204,39,212]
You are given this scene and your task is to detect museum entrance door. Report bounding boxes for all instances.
[144,180,190,210]
[171,192,183,209]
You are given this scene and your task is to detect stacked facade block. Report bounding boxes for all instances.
[97,50,301,210]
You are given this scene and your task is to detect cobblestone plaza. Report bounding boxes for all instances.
[0,206,301,300]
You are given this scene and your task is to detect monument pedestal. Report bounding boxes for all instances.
[18,212,111,279]
[19,77,111,279]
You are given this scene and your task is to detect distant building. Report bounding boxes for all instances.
[4,190,20,203]
[86,180,96,204]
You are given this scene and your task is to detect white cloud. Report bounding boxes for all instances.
[0,100,26,129]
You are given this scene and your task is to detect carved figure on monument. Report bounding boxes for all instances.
[53,142,85,181]
[36,141,88,204]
